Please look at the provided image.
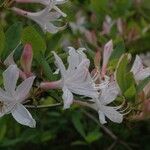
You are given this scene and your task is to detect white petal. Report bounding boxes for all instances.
[67,47,81,71]
[0,88,12,102]
[11,103,36,128]
[4,50,15,66]
[3,65,19,95]
[62,87,73,109]
[100,81,119,105]
[55,0,68,5]
[16,76,35,102]
[102,105,123,123]
[131,55,143,75]
[135,67,150,81]
[98,110,107,124]
[66,60,98,98]
[52,51,66,78]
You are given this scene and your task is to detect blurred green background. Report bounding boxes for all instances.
[0,0,150,149]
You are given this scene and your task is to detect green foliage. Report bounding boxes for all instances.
[116,54,136,100]
[2,22,22,59]
[0,26,5,56]
[22,26,46,57]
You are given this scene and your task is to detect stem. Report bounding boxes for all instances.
[25,103,62,109]
[82,110,133,150]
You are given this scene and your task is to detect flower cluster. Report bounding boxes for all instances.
[12,0,67,33]
[0,0,150,128]
[0,39,150,127]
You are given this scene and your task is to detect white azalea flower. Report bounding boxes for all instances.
[131,55,150,81]
[53,47,98,109]
[91,81,123,124]
[15,0,67,17]
[0,65,36,128]
[69,11,87,34]
[12,4,66,33]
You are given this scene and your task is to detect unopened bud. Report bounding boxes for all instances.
[21,44,33,74]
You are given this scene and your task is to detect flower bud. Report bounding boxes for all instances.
[101,40,113,77]
[21,44,33,74]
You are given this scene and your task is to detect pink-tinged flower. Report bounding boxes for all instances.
[91,81,123,124]
[131,55,150,81]
[0,65,36,127]
[40,47,98,109]
[15,0,67,17]
[11,4,66,33]
[101,15,114,35]
[20,44,33,75]
[101,40,113,78]
[69,11,87,34]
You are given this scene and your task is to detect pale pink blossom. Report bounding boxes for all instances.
[40,47,98,109]
[91,81,123,124]
[12,0,67,33]
[131,55,150,81]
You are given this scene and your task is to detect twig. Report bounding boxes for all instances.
[82,110,133,150]
[25,103,62,109]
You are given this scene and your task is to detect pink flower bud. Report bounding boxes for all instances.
[101,40,113,78]
[21,44,33,74]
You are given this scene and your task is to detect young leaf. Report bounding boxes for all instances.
[72,112,86,139]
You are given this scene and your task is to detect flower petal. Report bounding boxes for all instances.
[135,67,150,81]
[131,55,143,75]
[102,105,123,123]
[100,81,119,105]
[52,51,66,78]
[4,50,15,66]
[62,87,73,109]
[0,88,12,102]
[16,76,35,102]
[3,65,19,95]
[66,59,98,98]
[67,47,87,73]
[11,103,36,128]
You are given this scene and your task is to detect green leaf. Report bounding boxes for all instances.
[0,26,5,56]
[2,22,22,59]
[22,26,46,57]
[110,39,125,60]
[116,54,136,99]
[37,55,54,80]
[85,130,102,143]
[109,39,126,69]
[72,112,86,139]
[124,84,136,99]
[116,54,129,93]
